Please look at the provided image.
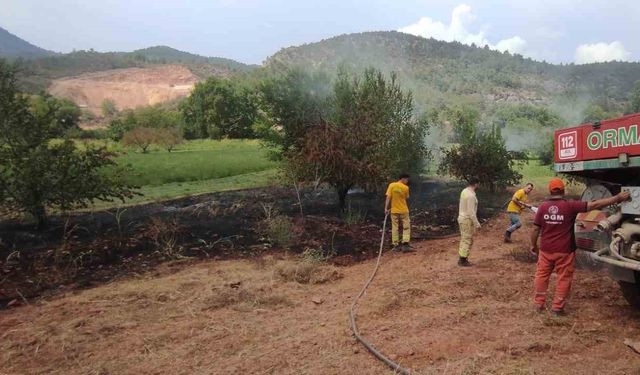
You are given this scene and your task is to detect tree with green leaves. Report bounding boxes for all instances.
[29,94,81,136]
[0,60,135,228]
[582,104,620,123]
[156,127,184,152]
[270,67,430,207]
[181,77,258,139]
[107,105,183,141]
[101,98,118,118]
[629,80,640,114]
[122,127,156,153]
[439,123,523,191]
[257,68,332,157]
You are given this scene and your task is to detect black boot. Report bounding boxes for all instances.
[458,257,471,267]
[401,242,414,252]
[504,230,512,243]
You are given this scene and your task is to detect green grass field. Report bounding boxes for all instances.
[517,159,583,196]
[114,139,276,186]
[87,139,278,210]
[87,137,575,211]
[89,169,278,210]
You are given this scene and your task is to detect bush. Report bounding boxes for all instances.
[101,99,118,118]
[29,94,81,136]
[538,137,554,166]
[107,106,184,141]
[143,217,185,260]
[342,204,367,225]
[0,61,135,228]
[122,127,156,153]
[439,124,524,191]
[181,77,258,139]
[265,216,294,248]
[269,67,430,207]
[156,127,184,152]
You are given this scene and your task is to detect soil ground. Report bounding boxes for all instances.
[48,65,200,115]
[2,191,640,374]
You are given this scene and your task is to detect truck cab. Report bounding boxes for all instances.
[554,113,640,308]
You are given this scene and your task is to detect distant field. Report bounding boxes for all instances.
[518,159,583,195]
[115,139,277,186]
[89,169,278,210]
[86,139,278,210]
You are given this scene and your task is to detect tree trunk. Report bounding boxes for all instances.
[338,186,350,210]
[33,204,48,230]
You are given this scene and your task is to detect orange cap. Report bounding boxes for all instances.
[549,178,565,193]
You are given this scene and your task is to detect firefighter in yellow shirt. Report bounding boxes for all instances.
[385,174,412,252]
[504,183,534,243]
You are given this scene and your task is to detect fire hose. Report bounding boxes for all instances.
[348,213,412,374]
[348,214,461,374]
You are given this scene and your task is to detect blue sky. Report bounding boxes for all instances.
[1,0,638,65]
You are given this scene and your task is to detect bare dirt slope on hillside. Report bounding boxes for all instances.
[2,211,640,374]
[48,65,200,114]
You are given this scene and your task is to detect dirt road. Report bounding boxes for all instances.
[2,211,640,374]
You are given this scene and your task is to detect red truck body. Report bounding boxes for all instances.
[554,113,640,163]
[553,113,640,309]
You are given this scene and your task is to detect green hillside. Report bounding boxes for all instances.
[0,26,55,59]
[12,45,256,93]
[266,31,640,107]
[131,46,257,72]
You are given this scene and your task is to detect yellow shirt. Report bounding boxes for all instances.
[507,189,528,214]
[386,181,409,214]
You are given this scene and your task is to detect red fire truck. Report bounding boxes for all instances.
[554,113,640,308]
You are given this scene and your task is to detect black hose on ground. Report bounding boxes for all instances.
[348,214,412,375]
[348,215,484,373]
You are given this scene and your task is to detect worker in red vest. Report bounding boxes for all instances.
[530,178,629,315]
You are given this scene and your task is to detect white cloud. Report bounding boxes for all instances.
[574,41,631,64]
[494,36,527,54]
[398,4,527,55]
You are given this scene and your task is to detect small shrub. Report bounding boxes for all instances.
[342,204,367,225]
[122,127,156,153]
[265,216,294,248]
[301,247,326,262]
[439,124,524,191]
[143,217,185,259]
[156,127,184,152]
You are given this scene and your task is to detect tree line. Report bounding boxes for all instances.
[4,52,640,228]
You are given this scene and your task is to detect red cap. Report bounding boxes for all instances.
[549,178,565,193]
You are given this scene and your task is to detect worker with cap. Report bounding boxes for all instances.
[504,183,534,243]
[530,178,630,315]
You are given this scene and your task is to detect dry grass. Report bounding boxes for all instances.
[203,286,291,311]
[142,217,185,259]
[3,211,640,374]
[273,261,343,284]
[0,257,322,374]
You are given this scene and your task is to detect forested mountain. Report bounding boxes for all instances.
[131,46,256,72]
[0,28,256,93]
[266,31,640,107]
[0,26,55,59]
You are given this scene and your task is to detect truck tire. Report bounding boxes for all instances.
[619,281,640,309]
